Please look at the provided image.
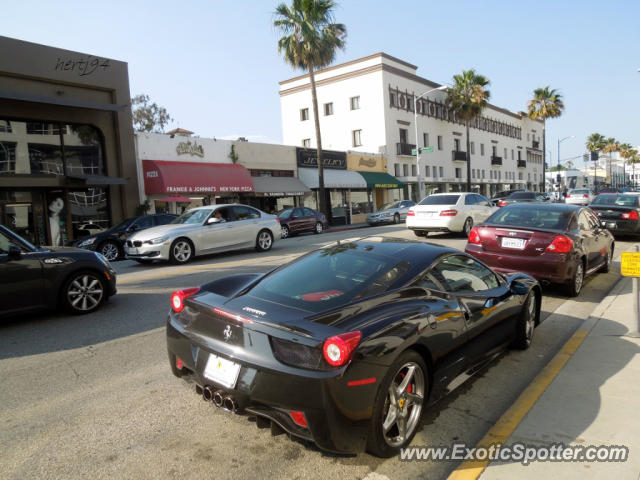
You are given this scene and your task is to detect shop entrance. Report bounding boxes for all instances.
[2,203,36,245]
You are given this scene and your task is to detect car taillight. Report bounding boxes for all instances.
[323,331,361,367]
[583,194,589,198]
[566,194,571,198]
[622,211,639,220]
[440,209,458,216]
[276,217,281,223]
[545,235,573,253]
[171,287,200,312]
[498,201,508,207]
[468,226,482,244]
[176,357,184,370]
[407,210,415,216]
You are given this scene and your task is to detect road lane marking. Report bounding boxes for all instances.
[447,328,589,480]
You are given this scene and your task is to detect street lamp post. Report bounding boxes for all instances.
[414,85,447,201]
[557,135,574,199]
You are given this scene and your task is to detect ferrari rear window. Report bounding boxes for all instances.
[248,245,409,313]
[419,195,460,205]
[486,207,572,230]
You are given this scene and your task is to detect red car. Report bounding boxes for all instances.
[465,203,614,296]
[279,207,328,238]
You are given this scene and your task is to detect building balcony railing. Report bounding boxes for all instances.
[517,160,527,168]
[491,156,502,166]
[532,140,540,149]
[452,150,467,161]
[396,142,416,156]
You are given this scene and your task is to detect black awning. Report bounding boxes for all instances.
[0,90,127,112]
[67,174,128,185]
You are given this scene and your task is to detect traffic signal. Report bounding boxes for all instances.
[584,178,589,185]
[591,151,599,161]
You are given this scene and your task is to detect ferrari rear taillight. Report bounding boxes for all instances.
[171,287,200,312]
[323,331,361,367]
[440,209,458,216]
[545,235,573,253]
[498,201,508,207]
[468,227,482,244]
[622,211,639,220]
[407,210,415,216]
[176,357,184,370]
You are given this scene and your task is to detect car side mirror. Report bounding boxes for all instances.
[8,244,21,260]
[207,217,221,225]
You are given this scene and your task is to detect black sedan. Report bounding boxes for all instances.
[590,193,640,236]
[166,237,540,457]
[0,224,117,317]
[278,207,328,238]
[73,213,177,261]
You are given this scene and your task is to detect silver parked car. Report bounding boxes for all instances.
[123,204,280,264]
[366,200,416,225]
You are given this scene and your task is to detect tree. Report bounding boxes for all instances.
[619,143,635,186]
[627,149,640,188]
[602,137,620,186]
[586,133,606,189]
[274,0,346,215]
[131,94,173,133]
[445,69,490,192]
[527,87,564,192]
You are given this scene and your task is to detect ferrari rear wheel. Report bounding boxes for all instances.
[513,291,537,350]
[367,351,428,457]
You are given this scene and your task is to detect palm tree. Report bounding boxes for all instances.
[627,149,640,188]
[602,138,620,187]
[274,0,346,215]
[445,69,490,192]
[619,143,635,187]
[527,87,565,192]
[586,133,606,189]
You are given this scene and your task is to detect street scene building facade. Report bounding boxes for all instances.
[280,52,545,201]
[0,36,137,246]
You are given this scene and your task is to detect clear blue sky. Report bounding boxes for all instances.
[4,0,639,167]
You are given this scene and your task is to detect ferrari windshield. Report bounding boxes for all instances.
[248,244,409,313]
[171,209,213,225]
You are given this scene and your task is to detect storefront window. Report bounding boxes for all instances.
[303,192,318,211]
[349,190,373,215]
[68,188,109,241]
[1,190,47,246]
[63,125,105,176]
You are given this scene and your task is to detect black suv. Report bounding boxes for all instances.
[73,214,177,261]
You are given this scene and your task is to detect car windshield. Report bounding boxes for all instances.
[570,189,589,195]
[107,218,134,232]
[248,244,409,313]
[279,208,294,219]
[419,195,460,205]
[379,202,400,211]
[614,195,640,207]
[508,192,536,200]
[171,209,213,225]
[486,206,572,230]
[592,194,619,205]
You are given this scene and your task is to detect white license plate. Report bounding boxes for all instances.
[419,212,433,217]
[203,354,241,389]
[502,237,525,249]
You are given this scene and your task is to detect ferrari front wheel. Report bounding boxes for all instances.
[367,351,428,457]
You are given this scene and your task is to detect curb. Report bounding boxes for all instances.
[446,246,633,480]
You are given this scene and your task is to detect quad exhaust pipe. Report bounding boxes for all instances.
[222,396,237,413]
[202,385,214,402]
[212,390,224,408]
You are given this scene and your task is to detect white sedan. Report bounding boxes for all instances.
[565,188,593,205]
[123,204,280,264]
[406,192,498,237]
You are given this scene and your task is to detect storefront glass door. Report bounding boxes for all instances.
[3,203,35,245]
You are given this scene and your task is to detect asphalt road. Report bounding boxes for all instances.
[0,225,632,480]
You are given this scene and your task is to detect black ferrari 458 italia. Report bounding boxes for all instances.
[166,237,541,457]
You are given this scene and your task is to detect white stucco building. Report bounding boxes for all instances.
[279,52,545,200]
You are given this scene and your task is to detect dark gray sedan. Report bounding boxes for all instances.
[366,200,416,225]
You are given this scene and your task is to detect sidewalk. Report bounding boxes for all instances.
[326,222,371,233]
[478,274,640,479]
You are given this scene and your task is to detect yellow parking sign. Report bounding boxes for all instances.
[620,252,640,277]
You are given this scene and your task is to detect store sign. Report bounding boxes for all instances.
[296,148,346,169]
[176,141,205,157]
[165,185,252,193]
[347,153,386,172]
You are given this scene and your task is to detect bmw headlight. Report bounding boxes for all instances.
[79,237,96,247]
[145,236,167,245]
